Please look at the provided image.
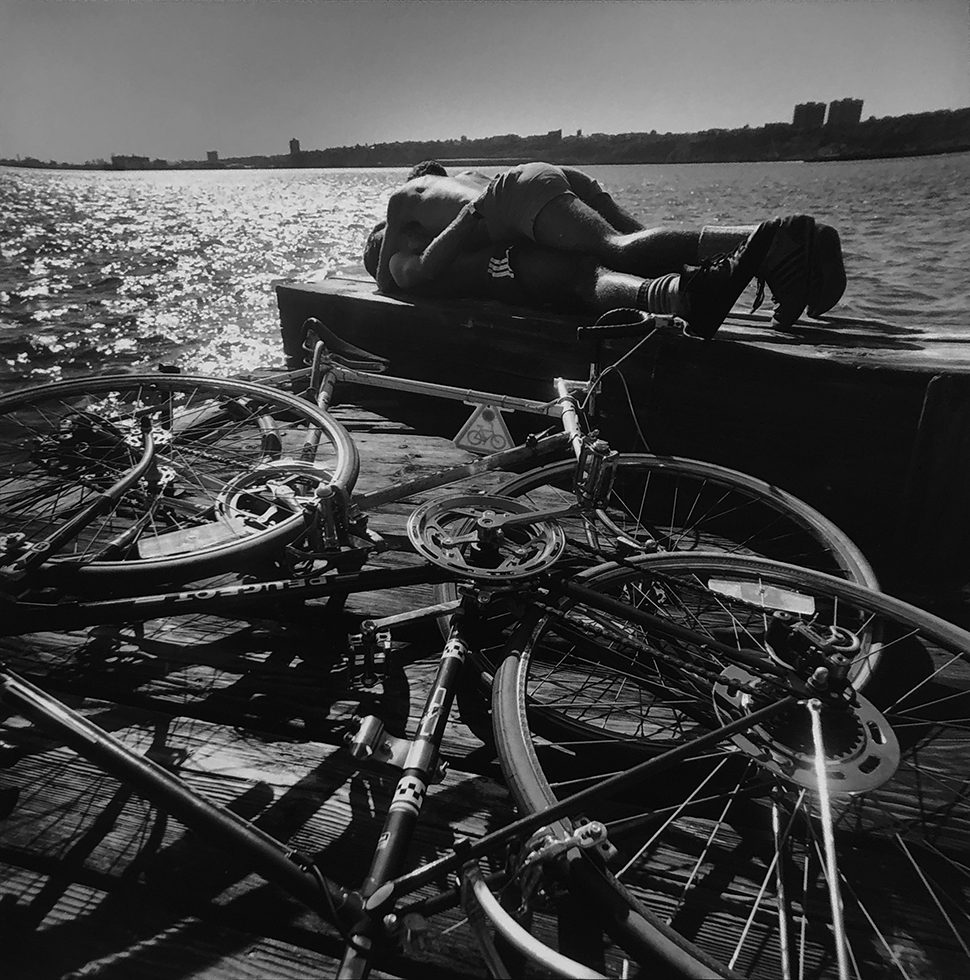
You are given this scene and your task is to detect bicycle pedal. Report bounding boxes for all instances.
[399,912,432,953]
[145,746,189,770]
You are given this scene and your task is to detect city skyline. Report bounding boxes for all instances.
[1,0,967,165]
[9,94,892,168]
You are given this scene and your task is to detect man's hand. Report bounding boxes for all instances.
[404,202,483,285]
[388,252,425,290]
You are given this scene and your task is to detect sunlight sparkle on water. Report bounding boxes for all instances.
[1,158,968,389]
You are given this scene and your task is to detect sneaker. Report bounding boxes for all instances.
[806,222,846,317]
[679,222,777,339]
[756,214,816,327]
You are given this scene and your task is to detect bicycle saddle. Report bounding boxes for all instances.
[302,317,390,374]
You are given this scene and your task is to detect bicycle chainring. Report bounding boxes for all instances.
[406,494,565,581]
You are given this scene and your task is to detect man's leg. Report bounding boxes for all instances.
[508,247,596,308]
[582,225,777,340]
[532,194,704,277]
[560,167,646,234]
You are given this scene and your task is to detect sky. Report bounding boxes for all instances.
[0,0,967,164]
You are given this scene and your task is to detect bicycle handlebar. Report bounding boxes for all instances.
[576,309,682,340]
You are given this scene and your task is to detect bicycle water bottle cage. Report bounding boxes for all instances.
[573,438,618,509]
[301,317,390,374]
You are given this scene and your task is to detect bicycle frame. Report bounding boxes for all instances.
[3,313,890,977]
[0,567,797,979]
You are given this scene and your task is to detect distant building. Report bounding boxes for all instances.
[289,138,301,156]
[207,150,219,163]
[827,98,864,127]
[792,102,826,129]
[111,154,151,170]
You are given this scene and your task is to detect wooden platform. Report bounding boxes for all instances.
[276,276,970,592]
[6,390,970,979]
[0,399,637,980]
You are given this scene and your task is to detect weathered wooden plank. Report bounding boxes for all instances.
[0,706,504,978]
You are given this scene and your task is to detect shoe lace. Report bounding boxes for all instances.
[681,250,731,288]
[685,245,767,314]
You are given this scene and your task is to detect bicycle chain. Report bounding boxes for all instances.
[164,440,257,470]
[544,528,800,698]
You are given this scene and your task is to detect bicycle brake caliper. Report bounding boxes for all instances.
[521,820,617,870]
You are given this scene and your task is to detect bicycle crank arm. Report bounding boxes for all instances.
[472,502,581,530]
[359,599,463,633]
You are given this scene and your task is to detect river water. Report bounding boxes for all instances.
[2,154,968,392]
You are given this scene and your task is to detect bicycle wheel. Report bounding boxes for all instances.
[432,454,877,702]
[494,554,970,979]
[500,455,876,585]
[0,374,358,589]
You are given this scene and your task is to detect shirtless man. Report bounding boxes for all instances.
[364,218,779,340]
[373,161,846,329]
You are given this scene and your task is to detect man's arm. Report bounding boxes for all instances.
[388,202,484,290]
[390,244,493,295]
[376,191,407,292]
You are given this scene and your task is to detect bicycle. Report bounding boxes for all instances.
[5,542,970,977]
[4,313,967,977]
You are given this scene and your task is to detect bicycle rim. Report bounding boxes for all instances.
[0,374,358,589]
[493,553,970,979]
[434,453,877,676]
[500,455,876,585]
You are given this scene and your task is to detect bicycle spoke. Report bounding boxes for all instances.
[494,554,970,978]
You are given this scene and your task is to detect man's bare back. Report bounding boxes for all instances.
[375,172,492,290]
[392,173,490,235]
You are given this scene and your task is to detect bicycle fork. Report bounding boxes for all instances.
[337,612,471,978]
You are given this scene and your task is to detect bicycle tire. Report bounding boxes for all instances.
[499,455,876,585]
[0,373,358,589]
[493,553,970,979]
[433,453,877,695]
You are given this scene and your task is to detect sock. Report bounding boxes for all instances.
[636,274,684,315]
[698,225,758,259]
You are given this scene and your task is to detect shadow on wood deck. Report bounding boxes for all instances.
[0,399,630,979]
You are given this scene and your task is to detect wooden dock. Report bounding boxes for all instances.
[276,276,970,593]
[0,397,634,980]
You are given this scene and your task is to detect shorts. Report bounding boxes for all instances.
[483,244,528,305]
[474,163,582,241]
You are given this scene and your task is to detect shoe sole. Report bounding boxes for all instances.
[806,223,846,317]
[767,215,815,328]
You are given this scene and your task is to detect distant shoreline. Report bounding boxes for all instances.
[4,146,970,173]
[4,106,968,171]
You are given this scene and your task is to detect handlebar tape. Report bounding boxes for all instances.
[576,308,666,340]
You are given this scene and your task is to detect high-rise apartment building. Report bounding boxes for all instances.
[826,99,864,127]
[792,102,826,129]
